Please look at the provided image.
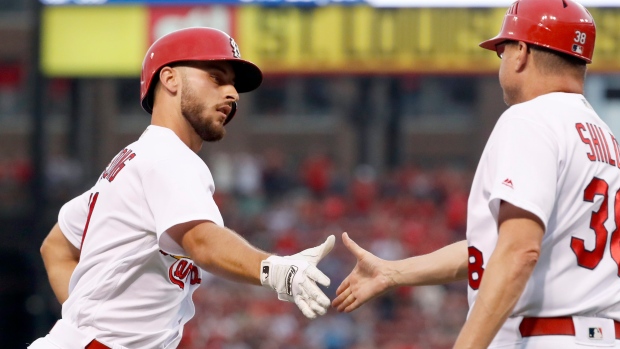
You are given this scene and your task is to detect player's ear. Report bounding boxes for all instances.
[158,66,181,95]
[514,41,530,73]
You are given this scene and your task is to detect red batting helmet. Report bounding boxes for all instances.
[140,27,263,124]
[479,0,596,63]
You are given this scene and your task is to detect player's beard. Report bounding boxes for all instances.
[180,80,226,142]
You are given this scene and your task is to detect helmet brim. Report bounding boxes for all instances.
[479,36,505,52]
[228,59,263,93]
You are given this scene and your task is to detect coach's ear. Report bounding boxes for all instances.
[514,41,531,73]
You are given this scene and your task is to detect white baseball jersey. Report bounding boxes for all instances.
[466,92,620,347]
[58,125,224,348]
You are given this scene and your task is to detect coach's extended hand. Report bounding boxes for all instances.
[261,235,335,319]
[332,232,394,313]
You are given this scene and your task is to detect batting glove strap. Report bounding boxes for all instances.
[260,255,332,319]
[261,255,306,302]
[261,236,334,319]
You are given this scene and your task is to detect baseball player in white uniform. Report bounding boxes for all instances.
[28,27,335,349]
[333,1,620,348]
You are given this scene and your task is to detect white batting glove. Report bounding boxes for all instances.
[260,235,335,319]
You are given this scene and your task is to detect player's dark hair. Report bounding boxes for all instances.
[530,44,587,79]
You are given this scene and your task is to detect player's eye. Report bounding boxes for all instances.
[210,73,222,84]
[496,43,507,59]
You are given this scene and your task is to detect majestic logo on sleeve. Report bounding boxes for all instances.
[160,250,201,290]
[101,148,136,182]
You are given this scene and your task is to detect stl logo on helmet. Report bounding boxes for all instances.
[230,37,241,58]
[160,250,201,290]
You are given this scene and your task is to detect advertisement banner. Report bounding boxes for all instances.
[237,6,505,73]
[236,6,620,73]
[41,6,148,76]
[40,5,620,76]
[41,5,236,76]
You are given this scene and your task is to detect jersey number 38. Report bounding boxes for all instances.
[571,177,620,274]
[468,177,620,290]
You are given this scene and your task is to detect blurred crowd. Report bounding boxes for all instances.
[0,153,32,214]
[179,149,472,349]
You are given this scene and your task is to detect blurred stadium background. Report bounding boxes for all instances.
[1,0,619,348]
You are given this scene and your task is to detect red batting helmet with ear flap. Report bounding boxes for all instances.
[479,0,596,63]
[140,27,263,124]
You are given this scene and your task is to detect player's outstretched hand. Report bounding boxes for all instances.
[260,235,335,319]
[332,232,394,313]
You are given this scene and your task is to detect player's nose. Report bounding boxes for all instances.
[223,84,239,102]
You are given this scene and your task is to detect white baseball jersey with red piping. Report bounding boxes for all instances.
[58,125,223,348]
[466,92,620,346]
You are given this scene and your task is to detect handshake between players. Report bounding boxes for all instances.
[264,232,390,320]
